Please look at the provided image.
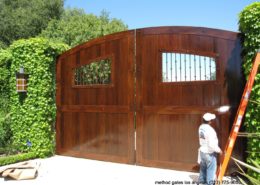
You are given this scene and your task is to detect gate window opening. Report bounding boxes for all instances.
[74,58,112,86]
[162,52,216,82]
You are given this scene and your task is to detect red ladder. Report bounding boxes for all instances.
[216,50,260,183]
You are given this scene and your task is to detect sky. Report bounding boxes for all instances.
[64,0,258,32]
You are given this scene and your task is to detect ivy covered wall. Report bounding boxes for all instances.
[239,2,260,179]
[8,38,68,157]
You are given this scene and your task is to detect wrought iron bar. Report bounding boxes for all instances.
[179,54,182,81]
[175,53,177,81]
[209,58,211,80]
[170,53,173,82]
[199,55,201,80]
[190,54,192,81]
[184,54,187,81]
[166,53,168,82]
[194,55,197,81]
[204,56,207,80]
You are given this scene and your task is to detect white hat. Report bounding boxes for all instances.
[203,113,216,121]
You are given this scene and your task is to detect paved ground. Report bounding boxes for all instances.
[0,155,240,185]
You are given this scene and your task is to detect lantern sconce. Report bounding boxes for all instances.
[16,67,29,93]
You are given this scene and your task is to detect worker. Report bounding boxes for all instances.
[198,113,222,185]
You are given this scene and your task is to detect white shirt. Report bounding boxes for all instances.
[198,123,221,154]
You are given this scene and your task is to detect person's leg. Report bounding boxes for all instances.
[206,153,217,185]
[198,152,207,184]
[199,163,206,184]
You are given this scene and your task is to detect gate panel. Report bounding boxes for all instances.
[136,27,243,171]
[56,27,243,171]
[56,31,135,164]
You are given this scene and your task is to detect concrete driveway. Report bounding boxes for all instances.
[0,155,240,185]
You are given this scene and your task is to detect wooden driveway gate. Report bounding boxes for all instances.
[56,31,135,164]
[56,27,243,171]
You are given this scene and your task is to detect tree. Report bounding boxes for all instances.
[40,8,128,48]
[0,0,64,48]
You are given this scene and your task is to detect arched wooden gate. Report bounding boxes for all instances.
[56,27,243,171]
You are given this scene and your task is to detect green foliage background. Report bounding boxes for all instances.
[0,0,64,48]
[0,49,12,147]
[8,38,68,157]
[40,9,128,48]
[239,2,260,179]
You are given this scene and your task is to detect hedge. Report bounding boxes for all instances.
[0,152,36,166]
[8,38,68,158]
[239,2,260,179]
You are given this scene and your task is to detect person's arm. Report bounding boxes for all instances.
[208,130,222,153]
